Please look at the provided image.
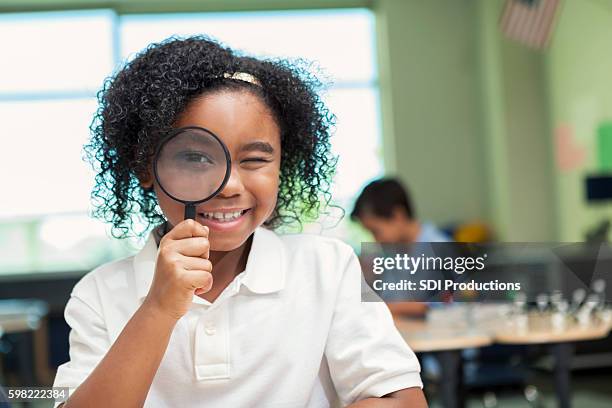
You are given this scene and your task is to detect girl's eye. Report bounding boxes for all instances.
[185,152,211,162]
[175,151,215,167]
[242,158,269,163]
[240,157,272,168]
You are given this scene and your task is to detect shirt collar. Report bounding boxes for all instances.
[133,227,285,302]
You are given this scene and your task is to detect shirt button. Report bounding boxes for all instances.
[204,324,216,336]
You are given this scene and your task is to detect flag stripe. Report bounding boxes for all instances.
[500,0,560,49]
[525,0,544,46]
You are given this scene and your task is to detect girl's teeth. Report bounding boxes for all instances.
[202,211,244,221]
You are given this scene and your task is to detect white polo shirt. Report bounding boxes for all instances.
[53,227,422,407]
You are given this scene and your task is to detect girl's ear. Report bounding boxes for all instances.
[140,179,153,190]
[137,169,154,190]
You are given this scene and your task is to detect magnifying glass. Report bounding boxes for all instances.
[153,126,231,220]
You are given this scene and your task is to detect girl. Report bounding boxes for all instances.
[54,36,426,407]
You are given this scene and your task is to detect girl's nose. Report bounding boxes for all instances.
[217,166,244,198]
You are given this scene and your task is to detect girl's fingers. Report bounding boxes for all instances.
[178,234,210,259]
[202,237,210,259]
[163,219,208,241]
[180,256,212,273]
[183,270,213,293]
[167,237,209,258]
[161,220,210,258]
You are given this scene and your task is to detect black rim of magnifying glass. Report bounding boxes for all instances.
[152,126,232,220]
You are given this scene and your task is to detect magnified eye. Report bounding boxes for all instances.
[176,150,215,166]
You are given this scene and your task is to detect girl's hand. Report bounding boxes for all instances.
[144,219,212,320]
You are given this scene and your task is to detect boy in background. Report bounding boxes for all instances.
[351,177,450,317]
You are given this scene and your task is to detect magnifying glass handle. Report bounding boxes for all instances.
[184,204,196,220]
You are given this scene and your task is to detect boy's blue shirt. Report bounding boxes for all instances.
[417,222,450,243]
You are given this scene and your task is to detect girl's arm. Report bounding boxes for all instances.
[386,302,428,318]
[325,245,425,406]
[61,220,212,408]
[346,387,428,407]
[62,300,177,408]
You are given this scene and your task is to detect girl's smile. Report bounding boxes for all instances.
[197,208,251,231]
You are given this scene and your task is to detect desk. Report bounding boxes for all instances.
[493,313,612,408]
[0,300,47,333]
[394,306,612,408]
[394,318,492,352]
[493,313,611,344]
[0,299,49,387]
[395,317,492,408]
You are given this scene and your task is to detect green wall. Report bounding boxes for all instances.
[474,0,556,241]
[374,0,488,228]
[377,0,556,240]
[545,0,612,241]
[471,0,612,241]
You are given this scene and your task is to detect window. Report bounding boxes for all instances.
[0,8,382,274]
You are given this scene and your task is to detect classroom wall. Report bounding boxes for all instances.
[475,0,556,241]
[545,0,612,241]
[472,0,612,241]
[374,0,488,228]
[376,0,557,240]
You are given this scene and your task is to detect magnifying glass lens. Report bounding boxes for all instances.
[155,127,230,207]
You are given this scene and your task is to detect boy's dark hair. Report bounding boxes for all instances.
[350,178,415,221]
[86,36,337,238]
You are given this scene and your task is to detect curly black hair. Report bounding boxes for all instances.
[85,35,337,238]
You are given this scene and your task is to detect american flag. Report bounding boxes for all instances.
[500,0,561,49]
